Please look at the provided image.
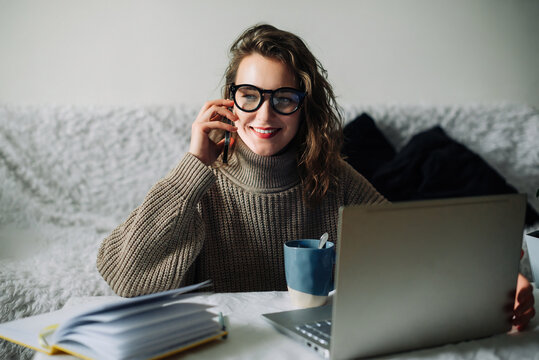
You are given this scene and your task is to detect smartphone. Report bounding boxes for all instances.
[222,107,233,164]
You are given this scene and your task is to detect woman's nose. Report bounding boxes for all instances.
[255,95,274,120]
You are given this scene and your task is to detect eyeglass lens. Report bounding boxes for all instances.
[234,85,302,114]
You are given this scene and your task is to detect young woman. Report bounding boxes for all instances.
[97,24,534,330]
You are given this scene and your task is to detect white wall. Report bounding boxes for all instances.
[1,0,538,108]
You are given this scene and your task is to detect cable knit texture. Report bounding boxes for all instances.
[97,140,386,297]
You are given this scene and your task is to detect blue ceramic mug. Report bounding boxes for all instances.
[284,239,335,308]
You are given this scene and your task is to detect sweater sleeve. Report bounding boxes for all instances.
[340,160,389,206]
[96,153,216,297]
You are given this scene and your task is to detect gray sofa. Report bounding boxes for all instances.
[1,103,537,359]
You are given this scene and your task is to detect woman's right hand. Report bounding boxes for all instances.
[189,99,238,165]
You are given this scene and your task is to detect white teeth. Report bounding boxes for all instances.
[252,128,277,134]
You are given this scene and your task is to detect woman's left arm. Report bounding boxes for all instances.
[513,273,536,331]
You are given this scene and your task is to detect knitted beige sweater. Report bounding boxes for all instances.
[97,141,386,297]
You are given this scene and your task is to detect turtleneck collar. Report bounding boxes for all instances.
[218,138,300,192]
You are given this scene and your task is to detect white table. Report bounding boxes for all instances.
[34,288,539,360]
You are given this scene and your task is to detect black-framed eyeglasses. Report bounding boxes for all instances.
[229,84,306,115]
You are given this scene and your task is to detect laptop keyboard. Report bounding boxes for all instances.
[295,320,332,346]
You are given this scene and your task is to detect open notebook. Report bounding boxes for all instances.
[0,280,227,360]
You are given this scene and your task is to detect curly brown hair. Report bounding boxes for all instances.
[222,24,344,207]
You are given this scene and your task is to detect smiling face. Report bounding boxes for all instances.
[233,53,302,156]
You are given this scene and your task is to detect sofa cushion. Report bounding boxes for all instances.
[369,126,539,226]
[342,113,396,182]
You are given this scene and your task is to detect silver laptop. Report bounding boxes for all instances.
[263,194,526,359]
